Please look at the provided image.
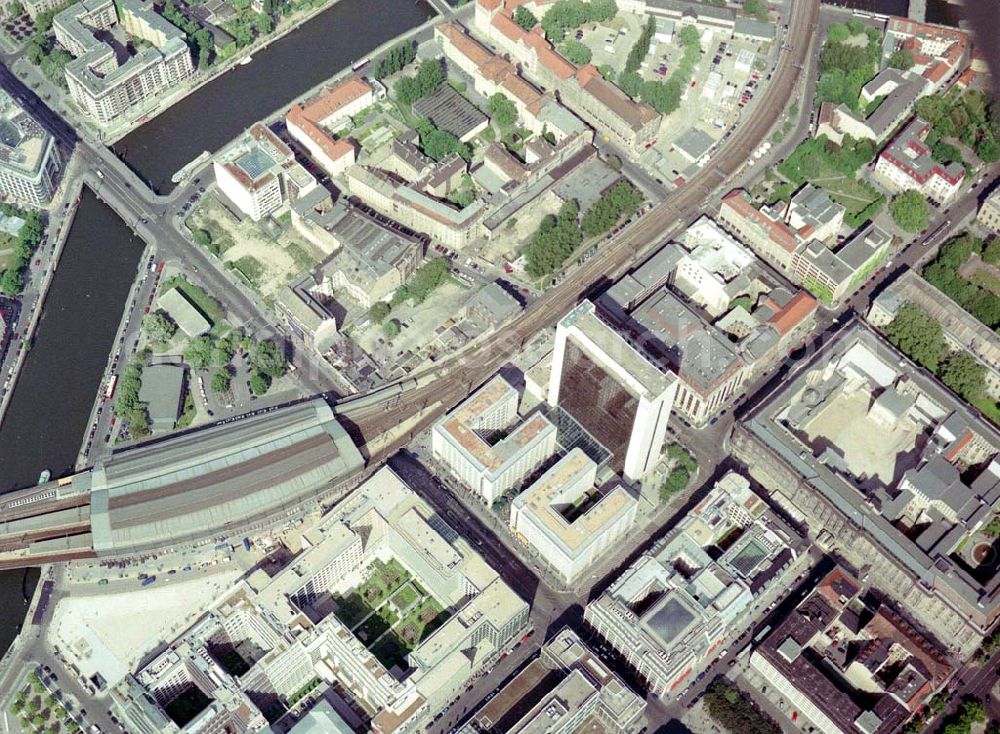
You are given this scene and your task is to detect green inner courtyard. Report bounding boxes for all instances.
[332,559,451,672]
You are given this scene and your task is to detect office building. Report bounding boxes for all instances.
[736,322,1000,651]
[122,466,529,734]
[719,189,893,303]
[750,566,953,734]
[874,118,965,204]
[433,375,557,503]
[549,300,678,483]
[214,123,318,221]
[672,216,755,315]
[510,448,638,584]
[791,223,892,304]
[585,472,796,695]
[458,628,646,734]
[55,0,195,126]
[0,90,62,206]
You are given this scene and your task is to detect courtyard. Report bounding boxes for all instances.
[331,559,451,673]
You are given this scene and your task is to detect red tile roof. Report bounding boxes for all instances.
[298,78,371,125]
[768,291,817,336]
[722,190,799,253]
[287,106,355,166]
[438,22,494,68]
[492,11,525,42]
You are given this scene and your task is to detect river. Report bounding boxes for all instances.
[116,0,434,193]
[0,190,144,494]
[0,568,40,657]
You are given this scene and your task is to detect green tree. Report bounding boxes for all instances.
[0,267,23,295]
[211,339,235,366]
[742,0,767,21]
[373,41,415,80]
[826,22,849,43]
[581,180,642,237]
[142,311,177,344]
[249,371,271,396]
[369,301,391,324]
[211,371,231,393]
[393,58,443,105]
[562,39,591,65]
[884,303,948,372]
[513,5,536,30]
[393,257,451,305]
[415,118,470,161]
[185,335,214,369]
[248,339,287,379]
[624,16,654,74]
[9,0,23,14]
[889,190,929,233]
[487,93,517,127]
[941,352,985,402]
[193,228,212,248]
[382,320,401,338]
[888,47,915,70]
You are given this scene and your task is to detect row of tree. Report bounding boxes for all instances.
[816,19,882,113]
[524,180,642,277]
[373,41,416,80]
[394,58,444,106]
[922,231,1000,330]
[618,25,701,116]
[0,206,44,295]
[540,0,617,43]
[884,302,989,406]
[114,361,151,438]
[623,15,654,76]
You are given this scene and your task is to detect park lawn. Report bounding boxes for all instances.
[971,392,1000,427]
[397,597,450,648]
[390,582,419,611]
[815,175,883,216]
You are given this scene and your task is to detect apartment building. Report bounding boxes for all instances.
[346,163,485,249]
[977,188,1000,235]
[0,90,62,206]
[791,224,892,303]
[750,567,953,734]
[473,0,659,152]
[874,117,965,204]
[286,78,371,178]
[55,0,195,126]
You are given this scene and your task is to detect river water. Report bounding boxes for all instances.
[116,0,434,193]
[0,190,144,494]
